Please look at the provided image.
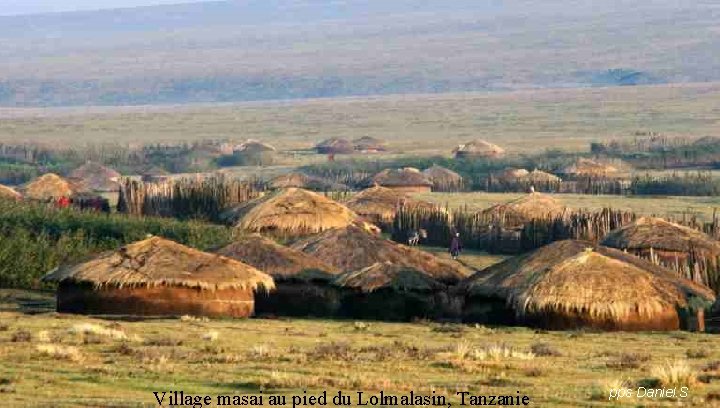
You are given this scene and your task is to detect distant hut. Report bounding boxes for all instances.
[334,262,449,321]
[221,188,359,237]
[141,166,171,182]
[372,167,433,193]
[352,136,387,153]
[422,165,463,192]
[561,158,620,178]
[217,234,341,317]
[479,191,567,227]
[42,236,275,318]
[602,217,720,288]
[269,172,349,192]
[525,169,561,184]
[344,185,438,227]
[68,161,121,192]
[453,140,505,159]
[315,138,354,154]
[232,140,277,166]
[291,225,470,284]
[23,173,81,200]
[462,240,715,330]
[0,184,22,201]
[492,168,529,183]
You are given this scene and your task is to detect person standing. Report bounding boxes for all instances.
[450,232,462,260]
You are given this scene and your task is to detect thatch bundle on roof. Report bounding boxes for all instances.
[222,188,360,237]
[334,261,450,321]
[0,183,22,200]
[232,140,277,166]
[479,192,567,227]
[23,173,82,200]
[422,165,463,192]
[462,240,715,330]
[353,136,387,153]
[372,167,433,193]
[68,161,121,192]
[291,225,470,284]
[269,172,349,192]
[453,140,505,159]
[315,138,354,154]
[561,158,620,177]
[43,236,275,318]
[344,185,438,227]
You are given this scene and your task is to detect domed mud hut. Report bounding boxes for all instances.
[217,234,342,317]
[0,184,22,200]
[453,140,505,159]
[479,191,567,227]
[315,138,354,154]
[352,136,387,153]
[561,158,620,178]
[68,161,122,192]
[602,217,720,290]
[291,225,470,284]
[526,169,561,184]
[42,236,275,318]
[269,172,349,192]
[232,140,277,166]
[221,188,360,237]
[334,262,450,321]
[422,165,463,192]
[344,185,439,228]
[23,173,82,200]
[461,240,715,331]
[492,168,529,183]
[371,167,433,193]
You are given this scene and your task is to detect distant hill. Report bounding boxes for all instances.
[0,0,717,106]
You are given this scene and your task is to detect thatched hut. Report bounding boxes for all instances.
[422,165,463,192]
[462,240,715,330]
[526,169,561,184]
[492,168,529,183]
[479,192,567,227]
[602,217,720,287]
[23,173,82,200]
[453,140,505,159]
[560,158,620,177]
[269,172,349,192]
[315,138,354,154]
[372,167,433,193]
[68,161,121,192]
[141,166,171,182]
[232,140,277,166]
[221,188,359,237]
[217,234,341,317]
[352,136,387,153]
[344,185,438,227]
[334,262,449,321]
[291,225,470,284]
[42,236,275,318]
[0,184,22,200]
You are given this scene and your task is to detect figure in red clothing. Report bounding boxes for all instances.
[56,196,71,209]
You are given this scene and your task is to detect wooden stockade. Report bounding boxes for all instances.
[117,177,265,220]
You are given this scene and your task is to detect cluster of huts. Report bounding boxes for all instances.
[41,185,719,332]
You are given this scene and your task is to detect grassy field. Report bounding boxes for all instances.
[0,290,719,407]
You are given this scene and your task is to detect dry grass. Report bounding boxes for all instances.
[650,360,699,388]
[35,344,84,363]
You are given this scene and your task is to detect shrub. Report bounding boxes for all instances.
[530,342,562,357]
[650,360,698,388]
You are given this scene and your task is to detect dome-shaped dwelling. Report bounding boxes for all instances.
[352,136,387,153]
[560,158,620,178]
[422,165,463,192]
[492,168,529,183]
[0,183,22,201]
[479,191,567,227]
[42,236,275,318]
[453,140,505,159]
[269,172,349,192]
[68,161,122,193]
[141,166,171,183]
[217,234,341,317]
[334,262,449,321]
[315,138,354,155]
[372,167,433,193]
[23,173,83,200]
[462,240,715,330]
[525,169,562,184]
[221,188,360,237]
[344,185,439,228]
[602,217,720,290]
[232,140,277,166]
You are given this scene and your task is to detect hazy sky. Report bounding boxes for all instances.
[0,0,216,16]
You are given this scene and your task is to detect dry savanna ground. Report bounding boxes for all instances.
[1,290,719,407]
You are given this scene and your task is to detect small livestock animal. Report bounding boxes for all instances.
[407,229,427,246]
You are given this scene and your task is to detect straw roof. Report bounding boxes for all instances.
[222,188,358,235]
[525,169,562,183]
[463,240,715,321]
[269,173,348,191]
[372,168,432,187]
[453,140,505,158]
[492,168,529,182]
[234,140,277,154]
[422,165,463,184]
[480,192,567,224]
[68,162,121,192]
[315,138,354,154]
[561,158,619,176]
[43,236,275,292]
[334,262,445,293]
[0,184,22,200]
[291,225,470,283]
[216,234,339,281]
[353,136,387,152]
[23,173,82,200]
[602,217,720,255]
[344,185,439,223]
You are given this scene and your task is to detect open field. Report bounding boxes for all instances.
[0,290,718,407]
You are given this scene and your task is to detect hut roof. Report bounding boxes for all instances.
[602,217,720,255]
[525,169,562,183]
[422,165,463,184]
[142,166,170,177]
[0,184,22,200]
[463,240,715,320]
[372,168,432,187]
[453,140,505,158]
[269,173,348,191]
[291,225,470,283]
[334,262,445,293]
[561,158,619,176]
[344,185,438,223]
[352,136,387,152]
[43,236,275,291]
[68,162,121,192]
[480,192,567,223]
[234,140,277,153]
[216,234,339,281]
[221,188,358,234]
[492,168,529,181]
[315,138,354,154]
[23,173,82,200]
